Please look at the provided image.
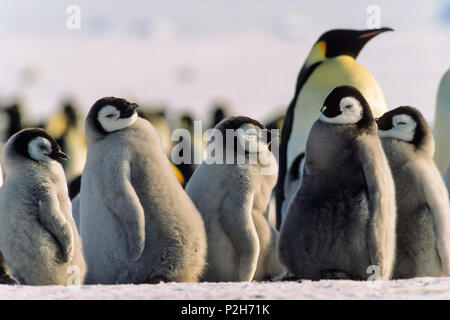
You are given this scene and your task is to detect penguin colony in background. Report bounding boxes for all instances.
[0,27,449,285]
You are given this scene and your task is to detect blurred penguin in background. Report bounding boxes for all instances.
[139,106,185,185]
[276,28,393,229]
[45,99,87,185]
[0,100,24,147]
[139,107,173,156]
[209,101,228,129]
[0,100,25,182]
[264,112,284,133]
[173,113,201,184]
[4,102,23,139]
[433,68,450,173]
[264,111,285,160]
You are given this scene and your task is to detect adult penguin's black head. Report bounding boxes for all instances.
[304,28,393,67]
[319,85,375,130]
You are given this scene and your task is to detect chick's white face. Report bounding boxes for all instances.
[98,105,138,132]
[28,137,53,162]
[378,114,417,142]
[319,96,363,124]
[237,123,269,153]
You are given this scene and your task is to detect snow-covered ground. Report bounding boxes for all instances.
[1,278,450,300]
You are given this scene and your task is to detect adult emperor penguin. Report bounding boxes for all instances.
[281,152,305,222]
[377,106,450,278]
[46,100,87,183]
[186,117,285,281]
[433,68,450,173]
[279,86,396,280]
[71,194,81,232]
[0,128,86,285]
[445,164,450,195]
[80,97,206,284]
[276,27,393,229]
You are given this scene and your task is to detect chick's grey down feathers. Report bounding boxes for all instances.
[0,129,86,285]
[81,106,207,284]
[186,117,285,282]
[280,86,396,280]
[378,106,450,278]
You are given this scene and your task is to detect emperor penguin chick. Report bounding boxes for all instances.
[377,106,450,278]
[0,128,86,285]
[186,117,285,282]
[280,86,397,280]
[0,173,17,285]
[80,97,206,284]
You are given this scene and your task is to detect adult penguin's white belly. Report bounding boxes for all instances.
[287,55,387,169]
[434,69,450,173]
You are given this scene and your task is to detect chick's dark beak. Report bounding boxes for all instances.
[51,150,70,161]
[129,103,139,110]
[375,115,392,131]
[121,103,139,118]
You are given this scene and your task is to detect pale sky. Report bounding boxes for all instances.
[0,0,449,123]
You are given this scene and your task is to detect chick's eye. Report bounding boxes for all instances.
[105,114,115,118]
[344,104,353,109]
[398,121,407,126]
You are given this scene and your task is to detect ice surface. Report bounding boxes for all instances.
[1,278,450,300]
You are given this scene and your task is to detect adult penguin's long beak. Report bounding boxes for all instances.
[351,27,394,57]
[320,27,394,59]
[357,27,394,40]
